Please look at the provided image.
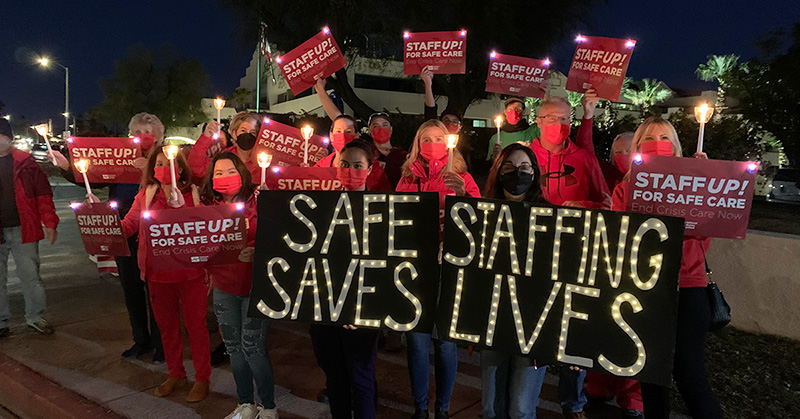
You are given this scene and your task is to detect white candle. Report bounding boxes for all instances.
[164,145,179,191]
[213,98,226,125]
[34,124,57,165]
[495,115,503,145]
[74,159,93,201]
[446,134,458,172]
[301,125,314,166]
[257,152,272,185]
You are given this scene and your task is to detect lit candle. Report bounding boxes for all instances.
[163,145,180,191]
[213,98,226,124]
[74,159,93,201]
[694,103,714,153]
[257,152,272,185]
[34,124,57,165]
[494,115,503,145]
[446,134,458,172]
[301,125,314,166]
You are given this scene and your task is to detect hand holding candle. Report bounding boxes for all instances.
[34,124,57,165]
[257,152,272,185]
[494,115,503,145]
[301,125,314,166]
[446,134,458,172]
[74,159,93,202]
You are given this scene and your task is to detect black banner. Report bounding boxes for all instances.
[437,196,684,386]
[249,191,441,333]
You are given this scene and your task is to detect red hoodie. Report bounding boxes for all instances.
[612,181,709,288]
[529,139,610,208]
[189,134,260,184]
[315,153,392,191]
[121,186,205,283]
[0,149,59,243]
[207,195,258,296]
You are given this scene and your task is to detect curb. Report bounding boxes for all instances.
[0,351,126,419]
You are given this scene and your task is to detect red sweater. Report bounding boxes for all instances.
[315,153,392,191]
[121,187,206,283]
[207,196,258,296]
[0,149,59,243]
[530,139,610,208]
[612,181,710,288]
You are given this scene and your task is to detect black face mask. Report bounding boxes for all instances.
[236,132,256,151]
[501,170,534,196]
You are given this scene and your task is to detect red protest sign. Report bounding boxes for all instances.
[403,31,467,75]
[67,137,143,184]
[565,36,635,101]
[143,205,247,271]
[265,167,342,191]
[73,202,130,256]
[628,155,758,239]
[485,52,550,98]
[276,28,347,95]
[254,119,330,167]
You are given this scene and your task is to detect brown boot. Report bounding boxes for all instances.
[154,376,185,397]
[186,381,209,403]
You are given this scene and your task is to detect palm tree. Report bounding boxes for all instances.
[695,54,740,109]
[229,88,253,111]
[622,78,673,116]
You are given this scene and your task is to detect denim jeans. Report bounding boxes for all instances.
[558,365,587,412]
[407,332,458,412]
[213,288,275,408]
[0,226,46,328]
[481,350,547,419]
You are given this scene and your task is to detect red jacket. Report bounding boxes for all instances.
[530,139,610,208]
[315,153,392,191]
[395,157,481,241]
[189,134,260,184]
[0,149,59,243]
[612,181,710,288]
[207,195,258,296]
[121,185,205,283]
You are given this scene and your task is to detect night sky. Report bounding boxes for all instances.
[2,0,798,131]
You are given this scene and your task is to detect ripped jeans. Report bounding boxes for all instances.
[213,288,275,408]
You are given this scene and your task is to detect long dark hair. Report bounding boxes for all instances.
[142,145,193,193]
[200,152,256,204]
[484,143,544,203]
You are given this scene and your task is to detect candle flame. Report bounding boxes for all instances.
[301,125,314,140]
[447,134,458,149]
[74,159,89,174]
[694,103,714,123]
[213,98,226,110]
[34,124,49,137]
[258,152,273,168]
[495,115,503,127]
[164,145,179,160]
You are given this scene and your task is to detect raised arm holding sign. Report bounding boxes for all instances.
[403,30,467,75]
[566,35,636,101]
[276,27,347,95]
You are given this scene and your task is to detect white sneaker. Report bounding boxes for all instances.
[225,403,258,419]
[256,405,278,419]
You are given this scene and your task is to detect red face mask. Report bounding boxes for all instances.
[337,167,369,191]
[136,133,155,152]
[614,154,631,173]
[640,140,674,156]
[420,142,448,162]
[153,165,178,185]
[212,174,242,195]
[444,123,460,135]
[540,124,571,145]
[505,109,522,125]
[331,133,356,152]
[371,127,392,144]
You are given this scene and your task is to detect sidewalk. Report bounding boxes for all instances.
[0,185,650,418]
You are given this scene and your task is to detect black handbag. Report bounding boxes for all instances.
[705,259,731,332]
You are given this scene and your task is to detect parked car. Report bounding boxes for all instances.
[768,168,800,203]
[30,140,65,162]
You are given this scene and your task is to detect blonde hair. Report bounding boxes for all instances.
[128,113,164,142]
[609,132,635,161]
[228,111,261,137]
[630,117,682,157]
[401,120,468,177]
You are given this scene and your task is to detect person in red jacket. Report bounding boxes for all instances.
[0,118,59,337]
[199,152,278,419]
[611,117,722,419]
[529,96,609,209]
[396,120,480,419]
[116,145,212,403]
[189,111,262,183]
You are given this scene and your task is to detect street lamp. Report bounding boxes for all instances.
[2,115,9,121]
[694,103,714,153]
[38,56,70,138]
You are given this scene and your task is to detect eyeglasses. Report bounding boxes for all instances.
[501,162,535,174]
[537,114,570,124]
